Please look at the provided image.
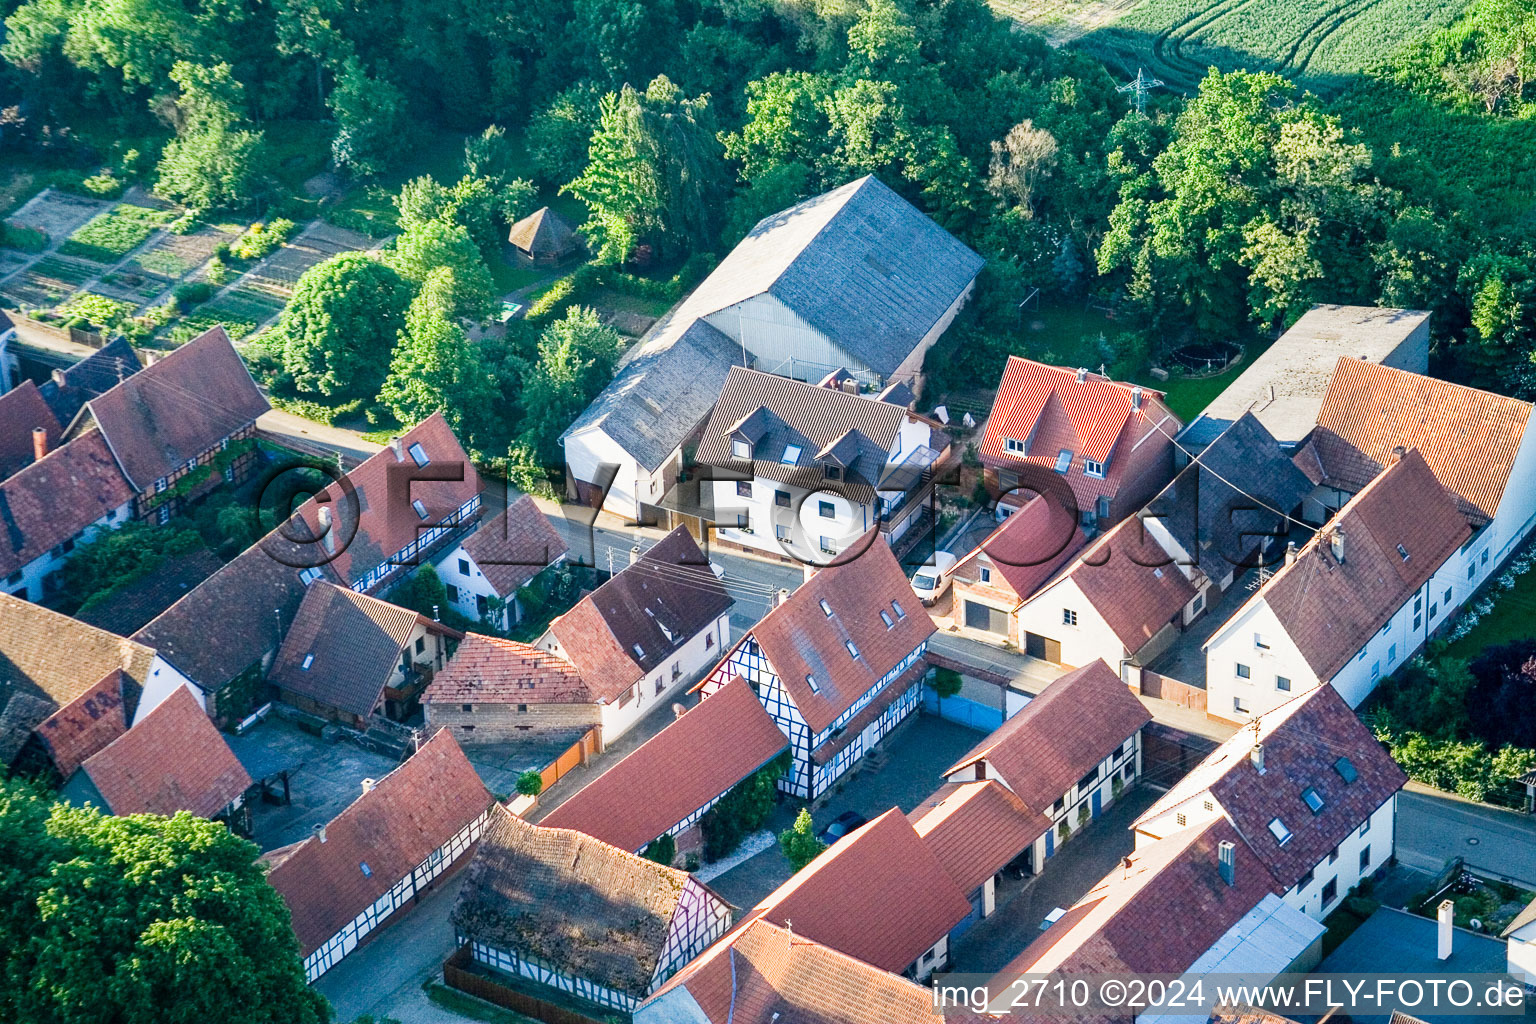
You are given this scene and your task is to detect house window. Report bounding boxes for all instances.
[1096,496,1111,520]
[360,862,373,878]
[880,610,894,628]
[980,566,992,583]
[220,438,230,451]
[1254,633,1270,650]
[1370,662,1380,682]
[775,523,790,540]
[1429,602,1438,620]
[818,501,835,519]
[775,490,791,508]
[458,557,470,576]
[1380,620,1391,635]
[632,643,645,658]
[301,654,314,670]
[408,443,429,467]
[157,506,171,525]
[1298,867,1315,890]
[1235,663,1251,679]
[1360,816,1371,836]
[1084,459,1105,478]
[671,662,681,681]
[1192,592,1204,614]
[705,633,715,649]
[155,477,168,493]
[415,636,426,654]
[1176,812,1187,826]
[1276,675,1290,691]
[659,676,668,693]
[1388,643,1397,665]
[1444,586,1453,604]
[1062,608,1078,626]
[1468,563,1476,580]
[805,674,821,694]
[412,499,429,520]
[299,567,323,585]
[1301,787,1324,814]
[518,704,528,713]
[1335,756,1358,783]
[824,465,841,480]
[1053,450,1073,473]
[1321,878,1338,906]
[445,583,459,602]
[1234,697,1249,714]
[845,639,860,658]
[1413,614,1422,630]
[732,439,751,459]
[5,571,19,585]
[1267,818,1292,845]
[1005,438,1025,453]
[737,481,752,498]
[1360,846,1372,871]
[461,704,473,712]
[1414,594,1423,612]
[781,444,802,464]
[820,599,833,617]
[819,536,836,554]
[1482,549,1490,565]
[892,599,906,619]
[1328,844,1339,864]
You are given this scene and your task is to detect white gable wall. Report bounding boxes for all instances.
[132,666,205,725]
[563,426,648,521]
[1206,600,1320,724]
[1281,796,1396,921]
[4,500,134,604]
[1489,427,1536,569]
[1508,917,1536,985]
[1015,578,1128,671]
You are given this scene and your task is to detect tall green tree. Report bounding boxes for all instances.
[778,808,827,873]
[563,75,729,263]
[517,306,623,464]
[328,55,411,177]
[386,220,497,323]
[0,781,329,1024]
[395,174,535,266]
[276,251,414,397]
[380,268,497,448]
[154,61,271,212]
[527,82,605,186]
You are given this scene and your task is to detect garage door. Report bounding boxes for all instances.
[1025,632,1063,663]
[964,600,1010,635]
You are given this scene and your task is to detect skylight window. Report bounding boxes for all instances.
[892,599,906,619]
[412,499,429,520]
[781,444,803,465]
[1334,756,1358,784]
[880,610,894,628]
[408,442,429,467]
[1054,449,1073,473]
[359,861,373,877]
[1301,787,1325,814]
[845,640,861,658]
[301,654,314,670]
[631,643,646,660]
[1267,818,1292,845]
[805,674,821,694]
[1397,544,1410,561]
[819,599,833,617]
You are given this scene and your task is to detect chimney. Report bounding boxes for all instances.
[313,823,327,844]
[1389,445,1406,465]
[388,436,404,461]
[361,778,377,795]
[1131,386,1143,411]
[317,506,335,555]
[1285,541,1298,566]
[1218,840,1236,886]
[51,368,66,387]
[1251,742,1265,775]
[775,588,790,608]
[1330,529,1345,564]
[1437,899,1455,960]
[1075,367,1089,383]
[32,426,48,462]
[629,544,640,566]
[432,604,440,622]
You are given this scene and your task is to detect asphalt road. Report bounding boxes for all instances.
[1396,786,1536,889]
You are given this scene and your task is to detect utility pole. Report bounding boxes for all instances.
[1118,68,1165,115]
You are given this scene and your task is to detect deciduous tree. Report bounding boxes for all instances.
[276,251,414,397]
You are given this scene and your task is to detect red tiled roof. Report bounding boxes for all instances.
[289,412,483,589]
[996,817,1283,979]
[424,633,589,705]
[549,526,731,703]
[945,660,1150,814]
[80,685,251,818]
[979,357,1179,507]
[0,380,61,478]
[542,677,786,851]
[1054,517,1198,654]
[1135,685,1406,890]
[745,808,971,974]
[269,583,448,720]
[263,729,491,955]
[727,531,935,734]
[908,780,1051,894]
[458,495,568,596]
[952,495,1087,606]
[1315,358,1532,523]
[646,918,991,1024]
[0,429,134,578]
[35,669,130,778]
[1240,449,1468,682]
[85,326,269,490]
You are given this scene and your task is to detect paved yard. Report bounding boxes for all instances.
[460,730,591,800]
[706,714,989,910]
[948,784,1160,974]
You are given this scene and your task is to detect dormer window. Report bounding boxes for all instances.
[805,674,821,694]
[1004,438,1026,454]
[781,444,802,465]
[732,438,751,459]
[819,599,833,617]
[1054,450,1073,474]
[1084,459,1105,478]
[824,464,841,480]
[408,442,429,467]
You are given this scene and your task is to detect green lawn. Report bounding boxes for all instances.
[1443,563,1536,661]
[1154,363,1245,423]
[489,260,554,295]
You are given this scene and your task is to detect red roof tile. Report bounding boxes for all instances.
[1135,685,1406,890]
[85,326,269,490]
[646,918,990,1024]
[35,669,130,778]
[1054,518,1198,654]
[458,495,568,596]
[727,531,935,734]
[542,677,787,852]
[263,729,491,955]
[745,808,971,973]
[549,526,731,703]
[908,780,1051,894]
[945,660,1150,812]
[424,633,589,705]
[0,429,134,578]
[1315,358,1532,523]
[1240,449,1468,682]
[952,495,1087,606]
[80,685,251,818]
[0,380,61,478]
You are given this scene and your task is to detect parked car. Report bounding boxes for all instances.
[910,551,958,605]
[817,811,868,846]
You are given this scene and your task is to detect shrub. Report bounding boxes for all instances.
[231,218,296,260]
[779,808,827,873]
[515,770,544,797]
[701,750,788,861]
[166,213,197,234]
[0,221,48,252]
[206,256,230,284]
[56,293,135,331]
[175,281,216,306]
[642,833,676,866]
[82,171,123,197]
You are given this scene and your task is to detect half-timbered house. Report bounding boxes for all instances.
[694,530,934,799]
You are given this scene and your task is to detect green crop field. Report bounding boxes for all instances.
[59,203,175,263]
[1000,0,1470,95]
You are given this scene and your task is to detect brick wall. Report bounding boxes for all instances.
[426,701,601,744]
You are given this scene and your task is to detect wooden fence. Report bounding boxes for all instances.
[443,946,615,1024]
[1138,669,1208,712]
[540,727,602,793]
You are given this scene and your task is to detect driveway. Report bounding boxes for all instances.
[1396,785,1536,889]
[705,715,989,910]
[948,785,1161,974]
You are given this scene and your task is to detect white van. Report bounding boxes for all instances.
[911,551,958,606]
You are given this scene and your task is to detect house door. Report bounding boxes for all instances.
[860,717,882,756]
[1091,789,1102,818]
[949,888,986,943]
[1025,632,1062,663]
[1044,828,1054,859]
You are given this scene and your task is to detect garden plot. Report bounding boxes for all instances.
[58,203,175,264]
[128,225,236,281]
[243,222,377,296]
[169,285,286,343]
[0,254,100,309]
[4,189,110,244]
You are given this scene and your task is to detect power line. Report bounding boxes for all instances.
[1117,68,1165,114]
